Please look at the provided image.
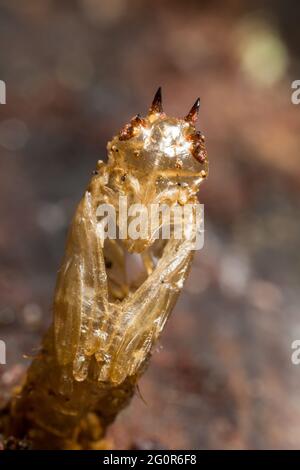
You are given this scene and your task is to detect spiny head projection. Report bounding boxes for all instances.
[106,87,208,192]
[91,88,208,252]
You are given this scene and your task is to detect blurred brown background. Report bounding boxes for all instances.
[0,0,300,449]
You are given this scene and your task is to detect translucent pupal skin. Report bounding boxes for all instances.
[54,104,208,386]
[7,95,208,448]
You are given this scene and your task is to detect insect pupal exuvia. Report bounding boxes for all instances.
[4,89,208,450]
[54,87,208,386]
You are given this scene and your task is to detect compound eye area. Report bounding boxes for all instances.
[187,131,207,164]
[118,114,146,141]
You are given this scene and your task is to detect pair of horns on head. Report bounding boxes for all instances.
[149,87,200,124]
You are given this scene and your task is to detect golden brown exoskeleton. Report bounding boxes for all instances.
[6,88,208,449]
